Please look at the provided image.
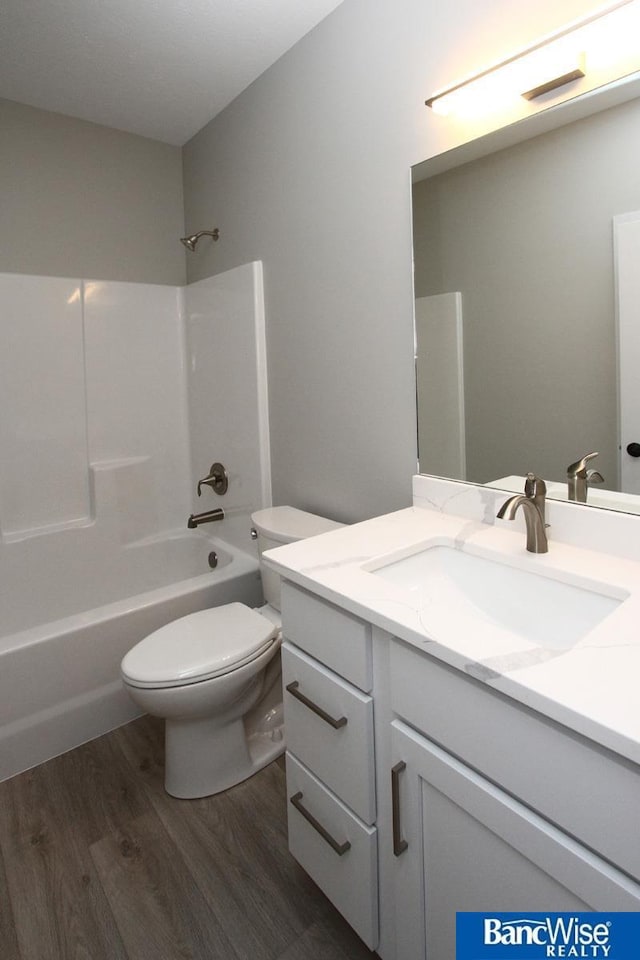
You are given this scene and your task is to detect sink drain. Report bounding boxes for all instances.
[208,551,218,569]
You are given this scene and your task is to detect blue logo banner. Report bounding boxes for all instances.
[456,913,640,959]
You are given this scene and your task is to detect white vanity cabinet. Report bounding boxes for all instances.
[280,582,379,950]
[278,576,640,960]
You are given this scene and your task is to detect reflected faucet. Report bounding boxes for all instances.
[187,507,225,529]
[497,473,548,553]
[566,451,604,503]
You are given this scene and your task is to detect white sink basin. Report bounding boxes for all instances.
[371,545,624,649]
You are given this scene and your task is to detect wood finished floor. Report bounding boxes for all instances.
[0,716,378,960]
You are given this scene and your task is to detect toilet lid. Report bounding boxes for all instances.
[121,602,278,689]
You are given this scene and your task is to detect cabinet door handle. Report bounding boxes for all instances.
[290,791,352,856]
[392,761,408,856]
[285,681,348,729]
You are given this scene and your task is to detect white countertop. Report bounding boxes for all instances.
[264,504,640,766]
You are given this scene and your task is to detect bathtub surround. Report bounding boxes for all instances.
[0,265,271,781]
[0,275,189,544]
[0,266,270,567]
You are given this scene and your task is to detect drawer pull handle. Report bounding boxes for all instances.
[392,761,408,856]
[285,681,348,729]
[290,791,351,856]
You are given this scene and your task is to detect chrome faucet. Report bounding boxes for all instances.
[187,507,225,529]
[497,473,548,553]
[566,451,604,503]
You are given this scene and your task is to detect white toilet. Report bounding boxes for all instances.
[121,506,342,799]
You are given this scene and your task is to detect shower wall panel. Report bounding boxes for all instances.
[0,266,270,555]
[83,280,190,538]
[185,263,272,551]
[0,274,190,542]
[0,273,90,535]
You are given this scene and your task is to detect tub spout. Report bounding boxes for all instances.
[187,508,224,528]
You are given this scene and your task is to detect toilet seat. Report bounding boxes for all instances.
[121,602,278,690]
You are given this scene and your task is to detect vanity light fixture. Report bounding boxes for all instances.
[426,0,639,119]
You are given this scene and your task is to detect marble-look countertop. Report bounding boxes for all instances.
[264,505,640,766]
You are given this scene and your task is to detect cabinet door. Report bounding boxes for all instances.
[391,721,640,960]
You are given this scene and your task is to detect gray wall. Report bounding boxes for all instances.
[0,98,185,285]
[413,97,640,489]
[182,0,601,522]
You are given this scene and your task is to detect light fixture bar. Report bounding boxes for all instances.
[426,0,634,116]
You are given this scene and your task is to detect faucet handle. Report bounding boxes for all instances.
[586,469,604,486]
[524,472,546,498]
[523,472,547,529]
[197,462,228,496]
[567,451,599,478]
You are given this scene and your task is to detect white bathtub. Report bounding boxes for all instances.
[0,529,263,782]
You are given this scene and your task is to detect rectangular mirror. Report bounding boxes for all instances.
[412,71,640,514]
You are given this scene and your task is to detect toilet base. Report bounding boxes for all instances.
[164,712,284,799]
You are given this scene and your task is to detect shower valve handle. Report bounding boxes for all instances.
[197,462,228,496]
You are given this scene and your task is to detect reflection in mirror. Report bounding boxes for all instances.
[412,79,640,514]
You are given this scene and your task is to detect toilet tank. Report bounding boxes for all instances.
[251,506,344,611]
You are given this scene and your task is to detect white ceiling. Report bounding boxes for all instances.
[0,0,345,146]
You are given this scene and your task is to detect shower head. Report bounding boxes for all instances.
[180,228,220,251]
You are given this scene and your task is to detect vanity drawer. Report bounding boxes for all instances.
[281,581,372,691]
[390,639,640,882]
[286,753,378,951]
[282,642,376,824]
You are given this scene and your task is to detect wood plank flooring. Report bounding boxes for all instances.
[0,716,378,960]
